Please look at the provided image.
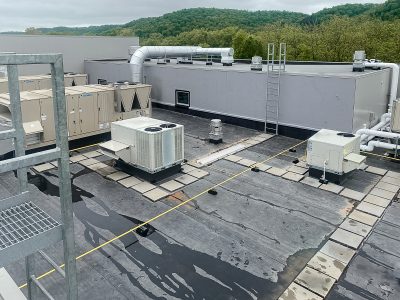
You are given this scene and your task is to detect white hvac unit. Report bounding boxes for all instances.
[100,117,184,173]
[307,129,366,176]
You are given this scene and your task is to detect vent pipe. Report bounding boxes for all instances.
[129,46,234,83]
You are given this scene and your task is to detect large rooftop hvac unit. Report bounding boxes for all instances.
[307,129,366,183]
[100,117,184,176]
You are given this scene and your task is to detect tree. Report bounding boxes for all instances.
[241,35,263,58]
[232,30,248,58]
[25,27,41,35]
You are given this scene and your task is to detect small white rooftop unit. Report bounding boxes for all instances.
[307,129,366,183]
[352,50,366,72]
[250,56,263,71]
[100,117,184,174]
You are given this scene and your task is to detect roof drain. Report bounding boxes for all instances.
[129,46,234,83]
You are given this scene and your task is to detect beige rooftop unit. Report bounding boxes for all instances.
[0,83,152,151]
[0,73,88,93]
[69,85,115,130]
[115,83,151,113]
[19,75,53,91]
[64,73,88,87]
[0,78,7,93]
[0,90,55,145]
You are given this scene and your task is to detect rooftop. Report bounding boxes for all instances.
[2,108,400,299]
[87,58,388,78]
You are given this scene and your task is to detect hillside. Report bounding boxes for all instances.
[37,25,119,36]
[35,8,307,38]
[301,3,378,24]
[114,8,307,38]
[26,1,400,38]
[372,0,400,20]
[3,1,400,62]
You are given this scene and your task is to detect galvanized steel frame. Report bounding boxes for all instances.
[0,53,78,300]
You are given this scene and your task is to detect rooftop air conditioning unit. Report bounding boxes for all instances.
[99,117,184,174]
[307,129,366,183]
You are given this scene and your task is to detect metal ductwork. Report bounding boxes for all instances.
[129,46,234,83]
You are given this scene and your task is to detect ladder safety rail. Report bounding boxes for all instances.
[0,53,77,300]
[265,43,286,135]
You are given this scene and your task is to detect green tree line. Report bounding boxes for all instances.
[140,16,400,62]
[16,1,400,62]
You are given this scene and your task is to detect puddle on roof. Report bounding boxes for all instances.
[27,171,316,299]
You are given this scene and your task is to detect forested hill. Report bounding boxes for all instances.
[6,1,400,62]
[34,8,307,37]
[117,9,306,38]
[20,1,400,38]
[301,3,378,24]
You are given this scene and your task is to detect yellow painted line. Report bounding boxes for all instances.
[69,143,100,153]
[19,139,307,289]
[361,151,400,162]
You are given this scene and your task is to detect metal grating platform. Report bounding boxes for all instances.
[0,202,59,250]
[0,201,62,267]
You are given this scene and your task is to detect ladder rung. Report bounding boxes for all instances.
[266,102,278,107]
[31,275,55,300]
[39,250,65,278]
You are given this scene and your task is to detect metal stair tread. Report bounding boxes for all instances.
[0,201,62,266]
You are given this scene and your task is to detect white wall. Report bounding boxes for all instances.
[0,35,138,75]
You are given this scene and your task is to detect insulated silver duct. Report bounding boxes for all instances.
[129,46,234,83]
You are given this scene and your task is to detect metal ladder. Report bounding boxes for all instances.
[0,53,77,300]
[265,43,286,135]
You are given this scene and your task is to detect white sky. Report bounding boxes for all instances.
[0,0,386,32]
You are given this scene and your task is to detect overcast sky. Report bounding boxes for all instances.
[0,0,385,32]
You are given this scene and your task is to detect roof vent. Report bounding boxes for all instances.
[352,51,366,72]
[251,56,263,71]
[160,123,177,128]
[337,132,355,138]
[144,127,162,132]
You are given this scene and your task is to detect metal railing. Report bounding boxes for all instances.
[0,53,77,300]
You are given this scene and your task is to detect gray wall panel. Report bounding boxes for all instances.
[146,66,268,121]
[354,69,390,131]
[145,65,356,131]
[279,75,355,132]
[84,60,390,133]
[0,35,138,75]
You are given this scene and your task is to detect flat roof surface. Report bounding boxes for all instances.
[1,108,400,299]
[145,59,387,77]
[87,58,387,77]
